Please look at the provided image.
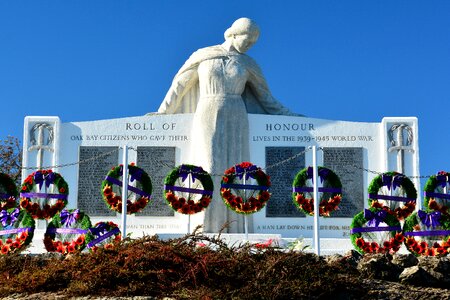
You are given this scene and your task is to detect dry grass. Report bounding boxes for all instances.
[0,230,365,299]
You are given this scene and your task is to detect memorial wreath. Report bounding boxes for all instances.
[164,164,213,215]
[87,221,121,251]
[19,169,68,219]
[350,207,403,254]
[403,210,450,256]
[221,162,271,214]
[368,171,416,220]
[0,173,18,211]
[0,208,35,255]
[102,163,152,214]
[292,166,342,216]
[423,171,450,215]
[43,208,93,255]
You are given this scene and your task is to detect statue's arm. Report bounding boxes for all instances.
[157,68,199,114]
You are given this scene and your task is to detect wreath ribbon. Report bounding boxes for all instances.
[0,227,31,236]
[424,192,450,200]
[418,210,441,228]
[364,209,386,227]
[34,171,56,190]
[0,208,20,227]
[404,230,450,237]
[179,165,203,183]
[350,226,401,234]
[306,167,330,183]
[368,193,416,203]
[164,184,212,196]
[381,174,403,191]
[20,192,68,200]
[292,187,342,193]
[221,183,269,191]
[0,194,13,199]
[60,209,80,227]
[46,228,88,234]
[235,165,258,180]
[436,175,449,188]
[87,227,120,248]
[104,176,151,198]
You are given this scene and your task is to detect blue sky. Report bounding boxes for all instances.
[0,1,449,183]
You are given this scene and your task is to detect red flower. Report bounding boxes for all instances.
[240,162,252,169]
[371,201,382,209]
[200,198,211,208]
[181,204,191,214]
[222,176,229,183]
[259,191,270,202]
[394,233,404,243]
[75,235,85,245]
[356,238,365,248]
[56,245,65,254]
[428,199,439,210]
[67,244,75,253]
[221,190,232,199]
[59,187,66,193]
[1,245,10,255]
[296,194,306,205]
[166,192,176,202]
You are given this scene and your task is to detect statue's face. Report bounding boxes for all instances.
[232,33,258,53]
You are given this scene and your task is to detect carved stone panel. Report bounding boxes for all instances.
[265,147,306,218]
[136,147,176,216]
[323,147,364,218]
[77,146,118,216]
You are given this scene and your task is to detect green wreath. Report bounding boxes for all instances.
[403,210,450,257]
[19,169,68,219]
[102,163,152,214]
[292,166,342,216]
[368,171,417,220]
[0,208,35,255]
[0,173,18,211]
[221,162,271,215]
[44,209,93,255]
[423,171,450,214]
[350,207,403,254]
[164,164,213,215]
[87,221,122,252]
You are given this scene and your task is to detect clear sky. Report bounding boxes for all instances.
[1,1,449,184]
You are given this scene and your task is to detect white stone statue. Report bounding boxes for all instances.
[156,17,296,233]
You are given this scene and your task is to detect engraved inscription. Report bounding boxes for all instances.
[265,147,306,218]
[323,147,364,218]
[77,146,118,216]
[136,147,176,216]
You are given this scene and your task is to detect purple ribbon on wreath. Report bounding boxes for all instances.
[0,208,19,227]
[382,174,403,191]
[235,165,258,181]
[34,171,56,190]
[306,167,329,184]
[89,223,109,237]
[60,209,79,227]
[364,209,387,227]
[129,167,143,182]
[418,210,441,228]
[179,165,203,183]
[436,174,449,188]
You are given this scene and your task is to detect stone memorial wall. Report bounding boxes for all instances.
[22,114,420,239]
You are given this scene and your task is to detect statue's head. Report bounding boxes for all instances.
[224,18,260,53]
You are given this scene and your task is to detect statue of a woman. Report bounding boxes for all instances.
[157,18,296,233]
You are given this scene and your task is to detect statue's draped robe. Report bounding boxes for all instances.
[158,45,292,233]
